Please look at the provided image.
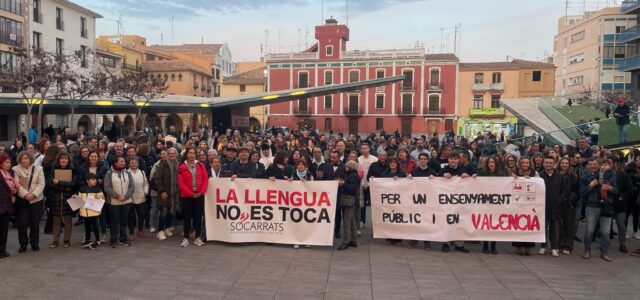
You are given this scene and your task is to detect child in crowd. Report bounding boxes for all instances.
[598,159,616,202]
[78,173,104,250]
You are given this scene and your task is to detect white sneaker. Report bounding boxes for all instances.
[179,238,189,247]
[149,228,156,233]
[562,249,571,255]
[538,248,546,255]
[634,232,640,240]
[293,244,300,249]
[626,233,631,239]
[157,231,167,241]
[358,222,364,229]
[357,230,362,236]
[164,228,174,237]
[551,249,559,257]
[194,238,204,246]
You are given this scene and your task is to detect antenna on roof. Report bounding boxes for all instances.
[169,15,174,44]
[346,0,349,26]
[321,0,324,24]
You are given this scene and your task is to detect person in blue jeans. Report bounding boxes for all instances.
[613,98,630,144]
[579,158,616,262]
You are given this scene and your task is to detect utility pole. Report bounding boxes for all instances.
[440,28,444,53]
[298,28,301,52]
[453,24,458,55]
[265,29,269,57]
[458,23,462,58]
[321,0,324,23]
[346,0,349,26]
[565,0,569,25]
[169,15,174,44]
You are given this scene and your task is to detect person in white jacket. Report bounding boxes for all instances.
[103,156,135,248]
[127,157,148,240]
[12,151,45,253]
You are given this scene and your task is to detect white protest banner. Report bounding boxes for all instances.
[204,178,339,246]
[371,177,545,243]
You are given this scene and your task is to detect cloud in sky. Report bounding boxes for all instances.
[90,0,429,19]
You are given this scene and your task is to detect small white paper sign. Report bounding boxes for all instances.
[83,195,105,212]
[66,196,84,211]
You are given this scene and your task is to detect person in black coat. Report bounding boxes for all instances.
[337,160,361,250]
[0,155,17,258]
[612,154,633,253]
[438,151,472,253]
[264,150,294,180]
[322,151,346,238]
[540,156,570,257]
[46,152,79,249]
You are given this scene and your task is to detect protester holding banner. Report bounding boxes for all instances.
[291,159,314,249]
[46,152,79,249]
[539,156,570,257]
[13,151,45,253]
[512,156,538,256]
[478,155,507,255]
[438,151,471,253]
[177,148,208,247]
[322,151,346,239]
[337,160,361,250]
[409,152,437,249]
[265,150,295,180]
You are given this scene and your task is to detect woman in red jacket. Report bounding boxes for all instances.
[177,148,208,247]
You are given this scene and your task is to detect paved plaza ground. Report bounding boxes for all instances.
[1,221,640,300]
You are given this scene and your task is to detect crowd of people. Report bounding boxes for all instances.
[0,124,639,263]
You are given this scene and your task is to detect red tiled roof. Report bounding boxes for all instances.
[224,67,265,85]
[460,59,555,71]
[424,53,459,62]
[142,60,211,76]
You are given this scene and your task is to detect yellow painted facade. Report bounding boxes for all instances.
[221,62,266,132]
[96,37,143,72]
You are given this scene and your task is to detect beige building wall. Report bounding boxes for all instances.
[554,7,636,97]
[237,61,266,73]
[458,69,519,118]
[519,68,555,97]
[221,83,265,131]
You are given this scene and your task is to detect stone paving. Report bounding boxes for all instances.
[1,221,640,299]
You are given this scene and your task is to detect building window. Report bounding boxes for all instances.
[55,115,65,128]
[55,38,63,56]
[0,0,21,15]
[298,72,309,88]
[326,46,333,56]
[569,75,583,86]
[349,70,359,83]
[33,0,41,23]
[570,30,585,43]
[616,26,626,34]
[401,93,413,113]
[569,53,585,64]
[80,45,87,68]
[171,74,175,81]
[614,75,625,82]
[491,95,501,108]
[376,69,385,79]
[444,119,454,132]
[532,71,542,82]
[239,84,246,92]
[473,95,483,109]
[56,7,64,31]
[402,69,413,89]
[178,74,182,81]
[80,17,87,38]
[0,16,22,47]
[375,94,384,109]
[32,32,41,51]
[324,95,332,109]
[474,73,484,84]
[429,68,440,86]
[324,118,332,130]
[492,72,501,83]
[428,94,440,113]
[324,70,333,85]
[376,118,383,130]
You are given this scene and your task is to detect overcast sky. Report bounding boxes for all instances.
[75,0,617,63]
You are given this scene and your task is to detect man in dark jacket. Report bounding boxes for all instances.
[323,151,346,239]
[229,147,257,178]
[337,160,361,250]
[152,148,179,235]
[540,156,570,257]
[367,150,388,180]
[579,158,616,261]
[613,98,631,143]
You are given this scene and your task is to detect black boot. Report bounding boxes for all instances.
[337,243,349,250]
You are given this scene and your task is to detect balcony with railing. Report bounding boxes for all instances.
[0,31,22,48]
[122,63,141,71]
[397,106,416,116]
[617,25,640,44]
[423,107,445,115]
[293,107,313,116]
[265,52,318,61]
[621,0,640,14]
[342,48,424,60]
[472,83,504,93]
[617,55,640,72]
[344,106,363,116]
[426,82,443,92]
